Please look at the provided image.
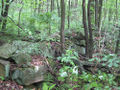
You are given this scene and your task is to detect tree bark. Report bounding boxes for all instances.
[51,0,54,12]
[68,0,70,29]
[57,0,60,17]
[1,0,10,31]
[88,0,93,58]
[98,0,103,30]
[95,0,99,30]
[115,0,120,54]
[82,0,89,57]
[60,0,65,54]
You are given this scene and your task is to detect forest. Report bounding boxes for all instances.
[0,0,120,90]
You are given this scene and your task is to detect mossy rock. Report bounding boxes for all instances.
[12,53,32,65]
[0,59,10,78]
[12,65,48,85]
[0,43,17,59]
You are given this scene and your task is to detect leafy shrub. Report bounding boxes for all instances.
[57,49,79,89]
[79,71,118,90]
[89,54,120,68]
[42,82,56,90]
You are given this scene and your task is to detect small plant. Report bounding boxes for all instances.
[0,76,4,81]
[89,54,120,68]
[79,71,117,90]
[42,82,56,90]
[57,49,79,89]
[102,54,120,68]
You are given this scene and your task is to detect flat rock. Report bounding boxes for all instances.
[12,65,48,85]
[12,53,32,65]
[0,43,17,59]
[0,59,10,78]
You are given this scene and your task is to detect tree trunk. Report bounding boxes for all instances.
[0,0,4,23]
[95,0,99,31]
[51,0,54,12]
[115,0,120,54]
[88,0,94,58]
[82,0,89,57]
[57,0,60,17]
[60,0,65,54]
[1,0,10,31]
[98,0,103,30]
[68,0,70,29]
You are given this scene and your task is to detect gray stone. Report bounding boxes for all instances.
[0,44,17,59]
[0,59,10,78]
[12,41,53,58]
[80,40,85,46]
[12,65,48,85]
[12,40,31,50]
[12,53,32,65]
[73,44,85,55]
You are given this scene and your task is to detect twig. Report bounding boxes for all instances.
[44,58,60,86]
[7,16,24,31]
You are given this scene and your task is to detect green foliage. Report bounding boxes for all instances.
[42,82,56,90]
[0,76,5,81]
[0,0,120,89]
[79,71,118,90]
[89,54,120,68]
[102,54,120,68]
[57,49,79,89]
[58,49,78,65]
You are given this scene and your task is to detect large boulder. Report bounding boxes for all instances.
[12,65,48,85]
[12,40,53,58]
[0,59,10,78]
[0,44,17,59]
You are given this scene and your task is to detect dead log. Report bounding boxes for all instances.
[73,59,112,73]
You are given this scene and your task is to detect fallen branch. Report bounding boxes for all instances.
[8,16,24,31]
[73,59,112,73]
[44,58,60,86]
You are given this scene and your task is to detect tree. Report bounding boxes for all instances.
[60,0,65,54]
[67,0,71,29]
[57,0,60,17]
[115,0,120,54]
[82,0,89,58]
[87,0,94,58]
[1,0,10,31]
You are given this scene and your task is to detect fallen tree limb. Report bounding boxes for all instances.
[73,59,112,73]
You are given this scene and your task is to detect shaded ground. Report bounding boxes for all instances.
[0,80,23,90]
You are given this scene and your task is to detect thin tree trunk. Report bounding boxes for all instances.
[60,0,65,54]
[68,0,70,29]
[57,0,60,17]
[115,30,120,54]
[88,0,94,58]
[47,0,49,12]
[115,0,120,54]
[51,0,54,12]
[98,0,103,30]
[1,0,10,31]
[0,0,4,23]
[18,3,23,36]
[95,0,99,30]
[82,0,89,57]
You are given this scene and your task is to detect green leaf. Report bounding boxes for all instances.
[49,84,56,90]
[43,83,49,90]
[0,76,4,81]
